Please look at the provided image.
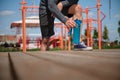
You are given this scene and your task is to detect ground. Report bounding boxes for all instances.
[0,49,120,80]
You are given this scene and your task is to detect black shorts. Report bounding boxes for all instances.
[62,5,73,18]
[39,11,55,38]
[39,5,73,38]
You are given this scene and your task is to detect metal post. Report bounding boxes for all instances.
[89,18,93,47]
[68,36,71,51]
[64,27,67,50]
[97,0,102,50]
[85,8,90,46]
[60,25,64,49]
[21,0,26,53]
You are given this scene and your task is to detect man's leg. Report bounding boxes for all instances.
[68,4,83,44]
[44,3,67,50]
[68,4,92,50]
[45,17,55,51]
[68,4,82,20]
[40,23,54,51]
[39,8,55,51]
[57,3,83,48]
[41,38,49,51]
[40,24,51,51]
[40,3,63,51]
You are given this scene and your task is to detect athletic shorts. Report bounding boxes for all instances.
[39,5,73,38]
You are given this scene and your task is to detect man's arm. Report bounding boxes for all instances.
[48,0,76,28]
[48,0,67,24]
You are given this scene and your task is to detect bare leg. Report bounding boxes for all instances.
[68,4,83,44]
[68,4,82,20]
[42,3,64,50]
[69,4,83,37]
[41,38,49,51]
[46,38,55,50]
[57,3,83,20]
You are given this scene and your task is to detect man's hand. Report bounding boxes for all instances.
[65,18,76,30]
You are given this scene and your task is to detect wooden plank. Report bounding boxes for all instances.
[28,50,120,80]
[10,52,102,80]
[72,49,120,59]
[0,52,12,80]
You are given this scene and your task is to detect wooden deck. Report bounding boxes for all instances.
[0,49,120,80]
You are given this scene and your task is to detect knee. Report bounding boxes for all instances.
[57,2,63,11]
[75,4,82,13]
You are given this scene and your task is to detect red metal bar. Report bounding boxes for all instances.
[87,6,97,9]
[68,36,71,51]
[21,0,27,53]
[25,6,39,9]
[26,10,38,12]
[100,11,106,22]
[97,0,102,50]
[100,11,106,48]
[85,7,90,46]
[89,18,93,47]
[64,27,67,50]
[60,25,64,49]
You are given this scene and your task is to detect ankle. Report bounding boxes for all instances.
[41,43,47,51]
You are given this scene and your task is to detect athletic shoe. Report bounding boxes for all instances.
[73,42,93,51]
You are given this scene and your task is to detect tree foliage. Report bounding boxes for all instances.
[84,29,87,37]
[118,21,120,37]
[103,25,109,41]
[93,27,98,40]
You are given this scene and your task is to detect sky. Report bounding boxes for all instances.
[0,0,120,41]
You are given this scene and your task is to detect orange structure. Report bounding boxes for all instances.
[97,0,102,50]
[16,0,106,52]
[89,18,95,47]
[83,0,106,50]
[84,7,90,47]
[21,0,26,53]
[11,16,65,52]
[11,0,65,53]
[20,0,65,53]
[83,17,97,47]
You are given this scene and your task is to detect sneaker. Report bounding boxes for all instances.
[73,42,93,51]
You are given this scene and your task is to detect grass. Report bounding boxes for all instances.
[0,47,62,52]
[0,45,120,52]
[0,47,22,52]
[93,45,120,49]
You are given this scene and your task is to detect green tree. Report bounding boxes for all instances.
[92,27,98,47]
[118,21,120,37]
[103,25,109,42]
[84,29,87,37]
[93,27,98,40]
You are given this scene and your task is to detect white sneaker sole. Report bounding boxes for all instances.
[73,48,93,51]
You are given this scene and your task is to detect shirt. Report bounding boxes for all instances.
[39,0,78,24]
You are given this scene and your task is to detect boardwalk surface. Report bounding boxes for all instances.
[0,49,120,80]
